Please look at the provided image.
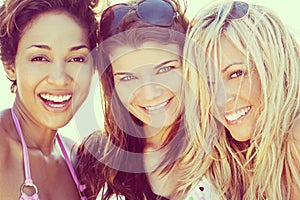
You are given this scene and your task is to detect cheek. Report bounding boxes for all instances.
[15,68,40,95]
[252,76,262,99]
[157,71,183,94]
[243,75,261,102]
[215,83,226,108]
[74,65,93,88]
[115,83,133,107]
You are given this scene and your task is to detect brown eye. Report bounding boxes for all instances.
[31,56,49,62]
[230,70,245,79]
[69,57,87,63]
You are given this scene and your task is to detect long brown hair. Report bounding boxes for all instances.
[75,0,189,199]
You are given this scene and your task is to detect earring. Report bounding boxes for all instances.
[10,81,17,93]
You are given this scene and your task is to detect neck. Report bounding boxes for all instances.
[143,125,172,152]
[11,104,57,155]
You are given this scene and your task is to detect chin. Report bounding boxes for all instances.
[43,116,72,129]
[231,133,252,142]
[227,124,254,142]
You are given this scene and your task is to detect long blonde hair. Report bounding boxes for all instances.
[180,1,300,199]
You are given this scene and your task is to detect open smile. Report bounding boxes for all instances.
[225,106,251,124]
[141,98,173,113]
[39,93,72,110]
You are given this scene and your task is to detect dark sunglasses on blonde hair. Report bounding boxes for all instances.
[198,1,249,28]
[224,1,249,20]
[99,0,178,40]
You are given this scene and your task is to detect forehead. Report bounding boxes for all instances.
[217,36,245,68]
[19,12,88,48]
[110,42,180,71]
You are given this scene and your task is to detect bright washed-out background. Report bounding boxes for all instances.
[0,0,299,142]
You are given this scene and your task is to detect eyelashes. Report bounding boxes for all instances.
[31,56,49,62]
[68,56,88,63]
[120,75,137,81]
[30,55,88,63]
[118,65,177,82]
[156,66,176,74]
[229,70,247,79]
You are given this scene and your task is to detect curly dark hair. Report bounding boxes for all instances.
[0,0,100,67]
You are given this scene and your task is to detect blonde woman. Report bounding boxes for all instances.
[181,1,300,199]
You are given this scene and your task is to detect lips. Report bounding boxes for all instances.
[39,93,72,109]
[225,106,251,123]
[142,98,172,112]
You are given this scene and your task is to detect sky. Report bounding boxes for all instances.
[0,0,299,141]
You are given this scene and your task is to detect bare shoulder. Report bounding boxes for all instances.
[0,109,15,151]
[0,133,8,170]
[0,109,16,169]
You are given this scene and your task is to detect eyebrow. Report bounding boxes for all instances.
[70,45,90,51]
[221,62,244,73]
[114,72,133,76]
[26,44,89,51]
[26,44,51,50]
[114,59,179,76]
[154,59,178,70]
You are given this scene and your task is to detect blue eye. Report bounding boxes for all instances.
[120,75,137,81]
[31,56,49,62]
[230,70,245,79]
[157,66,175,74]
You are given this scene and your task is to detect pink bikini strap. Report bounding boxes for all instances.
[11,109,39,199]
[56,134,87,200]
[11,109,87,200]
[11,109,35,186]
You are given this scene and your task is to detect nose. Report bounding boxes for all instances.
[47,62,72,86]
[137,83,163,101]
[215,80,235,107]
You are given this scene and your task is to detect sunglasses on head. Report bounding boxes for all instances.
[100,0,178,40]
[195,1,249,28]
[199,1,249,27]
[224,1,249,20]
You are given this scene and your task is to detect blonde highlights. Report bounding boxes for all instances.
[181,1,300,199]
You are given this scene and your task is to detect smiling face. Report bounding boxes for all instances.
[6,11,93,129]
[110,42,183,129]
[213,37,262,141]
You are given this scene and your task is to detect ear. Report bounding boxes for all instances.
[3,64,16,81]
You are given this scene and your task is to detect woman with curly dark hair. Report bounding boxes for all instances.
[0,0,99,199]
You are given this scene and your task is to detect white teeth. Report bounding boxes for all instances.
[48,103,64,108]
[225,106,251,122]
[40,93,72,103]
[144,100,169,111]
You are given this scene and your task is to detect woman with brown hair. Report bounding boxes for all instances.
[74,0,191,199]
